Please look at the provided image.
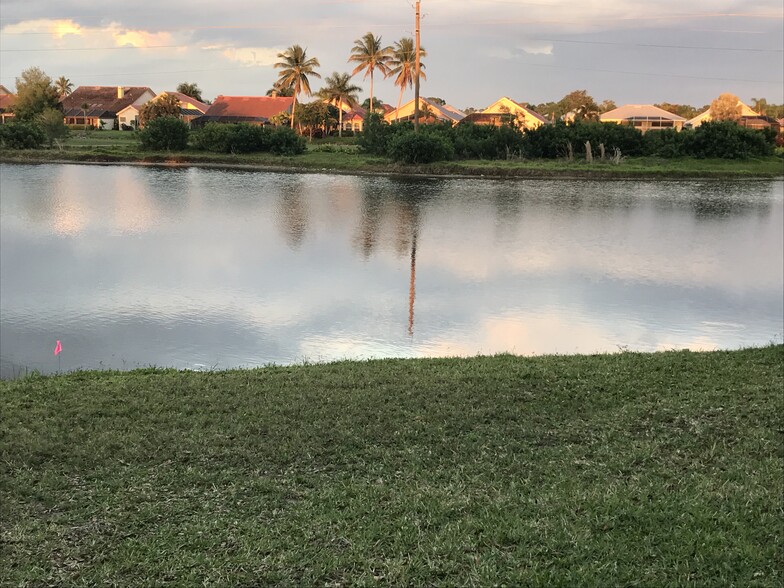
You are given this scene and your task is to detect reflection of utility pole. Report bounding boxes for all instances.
[414,0,421,133]
[408,230,417,337]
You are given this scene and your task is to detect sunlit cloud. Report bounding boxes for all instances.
[2,18,84,38]
[109,25,173,48]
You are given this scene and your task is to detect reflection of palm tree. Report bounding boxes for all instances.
[353,194,383,259]
[274,45,321,129]
[389,38,426,121]
[277,185,309,250]
[318,72,361,138]
[348,32,392,114]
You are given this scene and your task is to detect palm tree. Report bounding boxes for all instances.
[388,38,426,121]
[176,82,203,102]
[274,45,321,129]
[318,72,361,137]
[348,32,391,114]
[55,76,73,99]
[266,81,294,97]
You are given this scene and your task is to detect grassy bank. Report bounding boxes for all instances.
[2,131,783,178]
[2,347,782,586]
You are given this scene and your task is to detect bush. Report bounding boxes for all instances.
[452,123,526,159]
[192,123,305,155]
[357,113,395,156]
[684,121,773,159]
[138,116,189,151]
[0,121,46,149]
[642,128,688,158]
[267,127,306,155]
[387,131,455,164]
[38,108,69,147]
[192,123,232,152]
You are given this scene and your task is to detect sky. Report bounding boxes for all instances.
[0,0,782,110]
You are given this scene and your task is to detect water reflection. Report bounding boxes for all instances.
[1,163,781,377]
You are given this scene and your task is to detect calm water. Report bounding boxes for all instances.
[1,163,782,377]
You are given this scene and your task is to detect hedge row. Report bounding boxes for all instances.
[192,123,306,155]
[358,115,777,163]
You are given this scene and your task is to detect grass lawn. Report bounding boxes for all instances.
[1,347,782,586]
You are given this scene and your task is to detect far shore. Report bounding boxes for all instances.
[2,149,783,179]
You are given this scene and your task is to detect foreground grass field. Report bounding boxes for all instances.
[2,130,783,178]
[1,347,782,586]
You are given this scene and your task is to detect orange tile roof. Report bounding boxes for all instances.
[202,96,294,120]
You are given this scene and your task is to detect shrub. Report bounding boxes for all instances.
[192,123,232,152]
[226,124,269,153]
[192,123,305,155]
[138,116,189,151]
[684,121,773,159]
[523,121,643,159]
[357,113,394,155]
[387,131,454,164]
[38,108,69,147]
[267,127,306,155]
[0,121,46,149]
[642,128,688,158]
[452,123,526,159]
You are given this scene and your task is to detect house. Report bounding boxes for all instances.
[0,85,16,124]
[117,91,209,129]
[600,104,686,132]
[461,97,548,130]
[323,100,367,132]
[191,95,294,127]
[384,97,465,126]
[61,86,155,129]
[686,99,760,128]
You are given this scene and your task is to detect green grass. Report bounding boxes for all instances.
[2,131,783,177]
[2,347,782,586]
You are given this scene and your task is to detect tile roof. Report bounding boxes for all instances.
[201,96,294,121]
[60,86,154,116]
[162,91,209,113]
[0,93,16,111]
[601,104,686,122]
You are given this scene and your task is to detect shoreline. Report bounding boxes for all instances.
[2,151,783,180]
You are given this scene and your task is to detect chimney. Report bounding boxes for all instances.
[117,86,125,99]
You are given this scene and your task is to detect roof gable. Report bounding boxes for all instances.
[483,96,548,124]
[601,104,686,122]
[385,97,465,124]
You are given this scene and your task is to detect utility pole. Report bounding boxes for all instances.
[414,0,421,132]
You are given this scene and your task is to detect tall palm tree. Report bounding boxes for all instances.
[55,76,73,99]
[318,72,361,137]
[348,32,391,114]
[388,38,426,121]
[274,45,321,129]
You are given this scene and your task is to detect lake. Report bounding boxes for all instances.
[1,163,781,378]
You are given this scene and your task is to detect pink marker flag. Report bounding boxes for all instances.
[54,340,62,356]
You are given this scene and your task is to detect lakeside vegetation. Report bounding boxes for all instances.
[2,129,783,178]
[2,347,782,586]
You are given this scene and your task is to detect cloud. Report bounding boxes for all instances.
[2,18,84,38]
[213,46,281,66]
[518,42,553,55]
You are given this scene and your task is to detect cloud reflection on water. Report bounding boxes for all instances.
[1,164,781,376]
